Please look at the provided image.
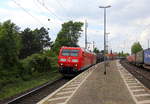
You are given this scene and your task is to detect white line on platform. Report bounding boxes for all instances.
[69,82,80,85]
[138,100,150,104]
[126,81,137,83]
[125,78,134,80]
[61,87,76,91]
[69,83,80,86]
[48,96,69,102]
[71,82,81,84]
[129,85,142,88]
[126,79,136,81]
[56,91,73,95]
[130,86,144,88]
[127,82,138,84]
[67,84,78,88]
[135,94,150,97]
[131,89,145,92]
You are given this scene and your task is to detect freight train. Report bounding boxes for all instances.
[96,53,104,63]
[58,46,97,76]
[127,49,150,69]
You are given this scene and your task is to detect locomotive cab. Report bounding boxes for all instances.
[58,46,96,76]
[58,47,81,74]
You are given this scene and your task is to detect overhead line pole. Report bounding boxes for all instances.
[148,39,150,49]
[93,41,95,52]
[99,5,111,75]
[85,20,88,49]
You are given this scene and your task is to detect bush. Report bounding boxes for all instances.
[44,50,58,69]
[0,66,21,89]
[20,53,51,80]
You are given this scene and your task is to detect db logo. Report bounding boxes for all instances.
[68,57,71,62]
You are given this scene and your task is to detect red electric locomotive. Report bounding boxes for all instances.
[58,46,96,76]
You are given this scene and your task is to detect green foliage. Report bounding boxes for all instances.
[43,50,58,70]
[131,42,143,54]
[20,53,51,80]
[52,21,83,53]
[19,27,52,59]
[0,70,61,100]
[0,20,53,89]
[118,51,129,57]
[93,47,100,54]
[0,20,20,68]
[0,20,21,89]
[0,20,59,100]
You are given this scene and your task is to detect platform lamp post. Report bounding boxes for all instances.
[106,32,110,53]
[99,5,111,75]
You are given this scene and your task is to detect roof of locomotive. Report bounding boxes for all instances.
[60,46,95,55]
[60,46,84,51]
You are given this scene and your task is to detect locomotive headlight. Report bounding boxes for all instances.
[60,58,66,62]
[74,64,78,66]
[72,59,78,62]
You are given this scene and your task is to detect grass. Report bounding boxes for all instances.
[0,70,62,100]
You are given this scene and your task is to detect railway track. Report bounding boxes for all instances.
[3,77,70,104]
[120,59,150,89]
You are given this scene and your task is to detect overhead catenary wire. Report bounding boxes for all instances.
[12,0,48,28]
[33,0,56,34]
[55,0,72,20]
[36,0,65,21]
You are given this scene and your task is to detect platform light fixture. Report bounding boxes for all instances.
[99,5,111,75]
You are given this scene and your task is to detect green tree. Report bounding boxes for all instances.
[19,28,35,58]
[0,20,21,69]
[19,27,52,59]
[33,27,52,49]
[118,51,129,57]
[131,42,143,54]
[52,21,83,53]
[93,47,100,54]
[0,20,21,88]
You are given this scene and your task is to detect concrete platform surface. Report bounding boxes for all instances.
[67,60,136,104]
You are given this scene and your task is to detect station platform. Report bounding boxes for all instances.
[67,60,135,104]
[38,60,150,104]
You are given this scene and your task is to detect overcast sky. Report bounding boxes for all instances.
[0,0,150,53]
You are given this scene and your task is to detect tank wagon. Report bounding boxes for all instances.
[58,46,96,76]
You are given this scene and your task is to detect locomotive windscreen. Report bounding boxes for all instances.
[62,49,79,56]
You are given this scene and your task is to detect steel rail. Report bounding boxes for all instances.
[6,77,63,104]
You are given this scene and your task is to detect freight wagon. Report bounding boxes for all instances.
[96,53,104,63]
[135,51,144,66]
[127,55,134,63]
[127,49,150,69]
[144,49,150,68]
